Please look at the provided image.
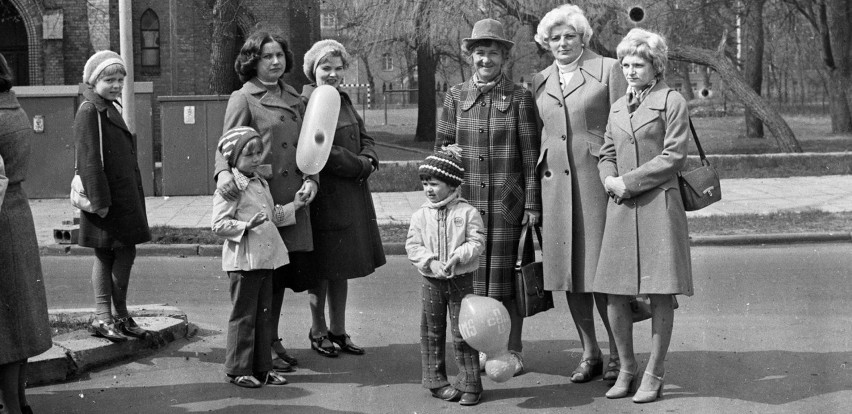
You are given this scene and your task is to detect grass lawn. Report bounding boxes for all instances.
[150,210,852,246]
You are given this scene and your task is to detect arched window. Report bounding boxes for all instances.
[140,9,160,67]
[382,54,393,71]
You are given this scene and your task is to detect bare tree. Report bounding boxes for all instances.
[208,0,242,94]
[743,0,767,138]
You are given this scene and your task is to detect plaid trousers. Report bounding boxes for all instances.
[420,273,482,393]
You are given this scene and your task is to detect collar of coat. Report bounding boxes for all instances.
[301,83,352,105]
[536,48,605,99]
[459,74,515,112]
[611,80,672,133]
[82,86,132,135]
[243,78,302,114]
[0,90,22,109]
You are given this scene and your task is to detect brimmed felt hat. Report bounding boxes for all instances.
[419,148,465,187]
[462,18,515,52]
[83,50,125,85]
[218,126,261,168]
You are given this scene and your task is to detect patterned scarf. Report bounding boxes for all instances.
[473,73,501,94]
[626,79,657,113]
[231,168,253,191]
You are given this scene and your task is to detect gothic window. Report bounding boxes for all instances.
[382,54,393,71]
[140,9,160,67]
[321,12,337,29]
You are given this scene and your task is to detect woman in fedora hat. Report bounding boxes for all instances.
[298,39,386,359]
[531,4,626,384]
[436,18,541,386]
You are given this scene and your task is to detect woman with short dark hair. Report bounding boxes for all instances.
[214,30,318,374]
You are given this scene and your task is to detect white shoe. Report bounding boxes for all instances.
[509,351,524,376]
[479,352,487,372]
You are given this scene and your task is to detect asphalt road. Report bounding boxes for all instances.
[30,244,852,413]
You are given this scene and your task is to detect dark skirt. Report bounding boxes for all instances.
[277,251,320,292]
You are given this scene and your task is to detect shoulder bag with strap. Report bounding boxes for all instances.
[70,101,103,213]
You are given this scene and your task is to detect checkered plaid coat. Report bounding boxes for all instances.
[436,75,541,299]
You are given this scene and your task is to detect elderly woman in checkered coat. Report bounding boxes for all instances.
[435,18,541,376]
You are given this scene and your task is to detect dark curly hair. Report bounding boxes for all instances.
[0,53,13,93]
[234,31,294,84]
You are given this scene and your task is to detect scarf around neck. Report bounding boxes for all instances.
[627,79,657,113]
[425,188,460,210]
[473,73,501,94]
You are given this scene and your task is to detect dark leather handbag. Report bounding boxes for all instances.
[678,118,722,211]
[514,224,554,317]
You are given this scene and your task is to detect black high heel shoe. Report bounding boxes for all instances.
[309,331,338,357]
[272,338,298,366]
[328,332,365,355]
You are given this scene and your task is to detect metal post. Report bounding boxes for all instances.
[362,86,367,122]
[118,0,135,133]
[383,92,388,126]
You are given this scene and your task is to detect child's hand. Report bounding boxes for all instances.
[293,191,307,210]
[443,254,461,277]
[246,211,268,229]
[429,260,448,278]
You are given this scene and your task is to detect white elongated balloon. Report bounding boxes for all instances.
[297,85,341,175]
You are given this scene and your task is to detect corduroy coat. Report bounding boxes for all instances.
[216,78,315,252]
[0,91,52,364]
[594,82,693,296]
[299,85,385,280]
[532,50,626,292]
[75,87,151,248]
[436,75,541,300]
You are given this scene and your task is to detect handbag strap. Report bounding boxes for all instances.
[688,117,708,165]
[516,223,543,268]
[74,101,104,172]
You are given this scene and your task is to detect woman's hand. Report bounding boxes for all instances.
[298,178,318,204]
[246,211,268,229]
[604,176,628,198]
[522,209,541,226]
[216,171,239,202]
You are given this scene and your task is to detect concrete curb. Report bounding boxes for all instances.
[38,232,852,257]
[28,305,190,386]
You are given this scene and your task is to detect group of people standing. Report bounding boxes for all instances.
[0,2,695,412]
[416,3,694,406]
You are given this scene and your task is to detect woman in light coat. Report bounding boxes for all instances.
[436,18,541,375]
[299,40,386,357]
[531,4,626,383]
[0,52,52,414]
[215,31,318,372]
[595,28,693,404]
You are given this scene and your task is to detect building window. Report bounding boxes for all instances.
[382,54,393,71]
[140,9,160,67]
[321,12,337,29]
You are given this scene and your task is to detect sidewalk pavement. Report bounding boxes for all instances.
[29,175,852,248]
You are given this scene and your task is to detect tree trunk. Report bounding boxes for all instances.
[670,44,802,152]
[414,0,437,142]
[208,0,239,94]
[825,0,852,132]
[825,70,852,133]
[678,62,695,100]
[742,0,765,138]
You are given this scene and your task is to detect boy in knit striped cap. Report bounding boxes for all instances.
[211,126,306,388]
[405,145,487,405]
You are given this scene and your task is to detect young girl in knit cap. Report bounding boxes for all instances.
[405,145,486,406]
[212,126,306,388]
[75,50,152,343]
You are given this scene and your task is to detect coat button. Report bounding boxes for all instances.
[479,128,485,133]
[281,142,288,149]
[480,101,486,106]
[282,169,289,177]
[480,182,486,188]
[544,171,552,177]
[280,115,287,121]
[478,155,484,161]
[564,169,570,175]
[557,102,563,107]
[480,209,486,216]
[561,135,567,140]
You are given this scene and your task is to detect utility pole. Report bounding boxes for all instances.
[119,0,136,133]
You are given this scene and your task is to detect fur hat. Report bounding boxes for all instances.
[419,145,465,187]
[82,50,125,85]
[218,126,261,168]
[303,39,350,82]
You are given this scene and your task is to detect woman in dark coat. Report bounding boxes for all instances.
[595,28,693,403]
[75,51,151,342]
[436,19,541,375]
[215,31,317,372]
[531,4,626,383]
[300,40,385,357]
[0,52,53,414]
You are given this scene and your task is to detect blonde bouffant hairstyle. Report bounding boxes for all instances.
[534,4,593,49]
[616,28,669,80]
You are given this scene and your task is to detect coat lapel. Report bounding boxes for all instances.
[247,78,301,118]
[563,50,604,98]
[83,88,132,136]
[459,75,514,112]
[629,82,669,132]
[541,63,563,105]
[459,78,480,112]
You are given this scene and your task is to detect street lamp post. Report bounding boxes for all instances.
[119,0,136,133]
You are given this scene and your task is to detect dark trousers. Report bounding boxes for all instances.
[420,273,482,393]
[225,269,273,376]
